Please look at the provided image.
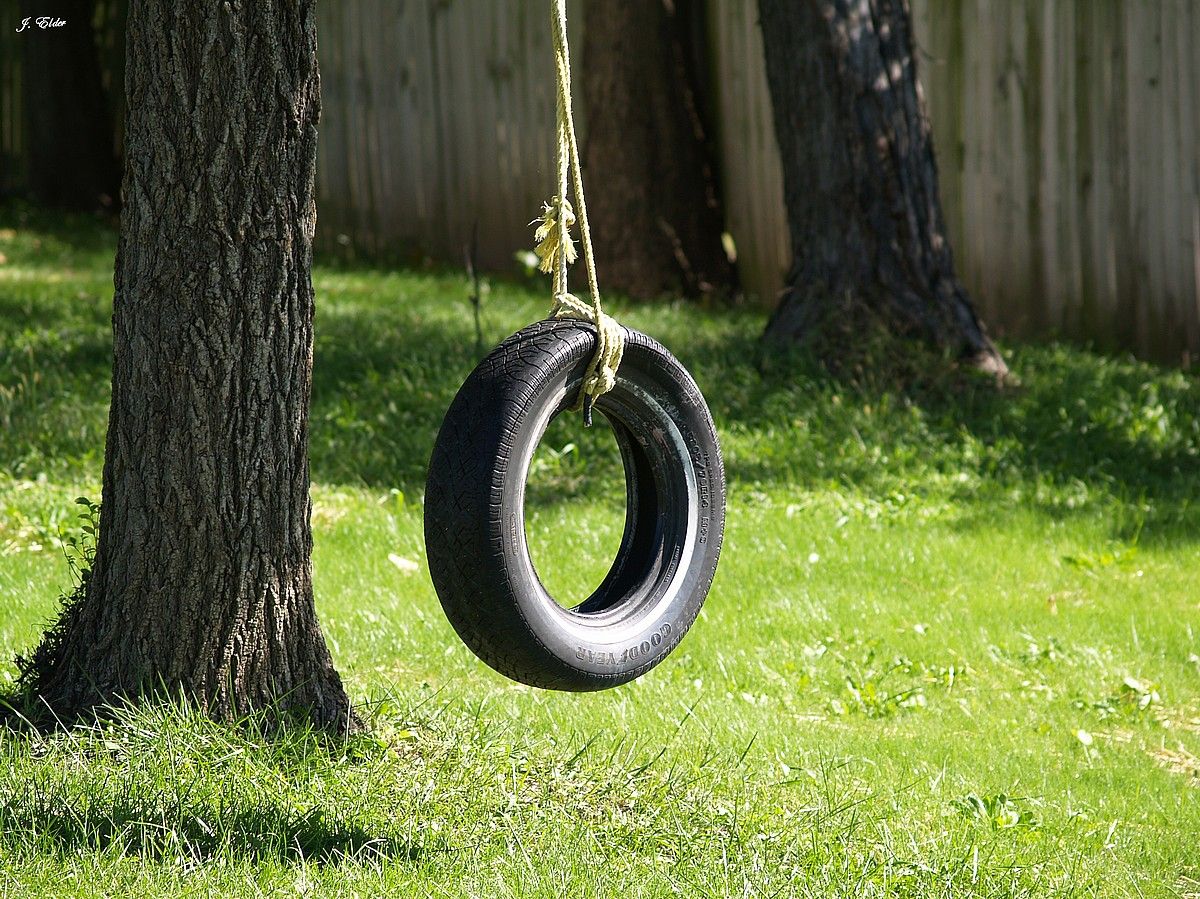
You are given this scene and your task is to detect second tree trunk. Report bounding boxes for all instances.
[758,0,1005,374]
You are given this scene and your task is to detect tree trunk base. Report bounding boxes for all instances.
[15,671,361,737]
[756,0,1007,382]
[764,284,1009,384]
[14,584,360,736]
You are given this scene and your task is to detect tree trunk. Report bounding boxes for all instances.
[19,0,121,211]
[757,0,1005,375]
[581,0,735,300]
[24,0,354,730]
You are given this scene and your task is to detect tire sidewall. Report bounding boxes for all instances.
[495,330,725,686]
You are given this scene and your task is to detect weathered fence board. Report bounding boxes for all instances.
[315,0,582,270]
[706,0,790,308]
[0,16,26,195]
[924,0,1200,358]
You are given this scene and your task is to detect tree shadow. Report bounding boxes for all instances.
[0,794,426,865]
[308,300,626,493]
[0,200,120,256]
[2,198,1197,542]
[0,697,434,867]
[309,305,483,490]
[667,325,1200,545]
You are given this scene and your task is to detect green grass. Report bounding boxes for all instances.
[1,202,1198,897]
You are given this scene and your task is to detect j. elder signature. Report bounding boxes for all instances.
[16,17,66,32]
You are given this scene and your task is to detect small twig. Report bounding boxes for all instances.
[464,222,483,354]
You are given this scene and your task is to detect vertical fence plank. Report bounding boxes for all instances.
[706,0,789,304]
[1,14,26,194]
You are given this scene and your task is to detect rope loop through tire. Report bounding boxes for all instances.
[530,0,624,419]
[424,321,725,690]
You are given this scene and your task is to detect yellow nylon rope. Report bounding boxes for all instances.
[531,0,624,422]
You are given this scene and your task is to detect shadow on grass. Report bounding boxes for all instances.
[0,201,120,257]
[0,694,436,866]
[0,796,425,864]
[669,324,1200,543]
[3,202,1197,541]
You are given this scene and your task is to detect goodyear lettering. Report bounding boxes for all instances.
[600,623,675,666]
[575,647,618,665]
[684,430,713,544]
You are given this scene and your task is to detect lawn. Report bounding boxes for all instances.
[0,203,1198,897]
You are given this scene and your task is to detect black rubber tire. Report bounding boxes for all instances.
[424,319,725,691]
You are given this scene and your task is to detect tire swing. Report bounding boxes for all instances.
[423,0,725,691]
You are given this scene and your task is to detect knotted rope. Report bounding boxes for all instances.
[531,0,623,425]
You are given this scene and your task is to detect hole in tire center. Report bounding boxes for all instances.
[524,409,628,610]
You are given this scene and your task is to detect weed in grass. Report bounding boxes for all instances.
[10,497,98,701]
[1073,676,1163,721]
[1017,635,1067,667]
[1061,543,1143,576]
[950,793,1040,830]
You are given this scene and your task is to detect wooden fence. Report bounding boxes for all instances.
[909,0,1200,359]
[315,0,583,267]
[3,2,1197,360]
[1,2,124,197]
[314,0,1200,361]
[0,15,26,195]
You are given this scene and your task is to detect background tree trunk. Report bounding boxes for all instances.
[581,0,735,300]
[757,0,1005,375]
[19,0,121,211]
[25,0,354,730]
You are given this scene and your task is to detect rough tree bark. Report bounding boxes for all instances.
[19,0,121,210]
[23,0,355,729]
[582,0,735,299]
[757,0,1006,375]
